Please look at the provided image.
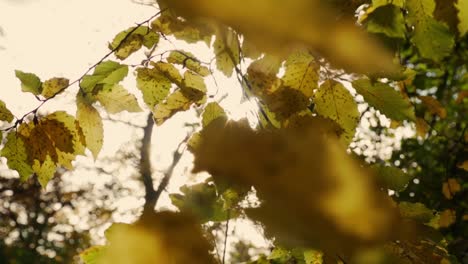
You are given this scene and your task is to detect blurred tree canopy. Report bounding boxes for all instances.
[0,0,467,263]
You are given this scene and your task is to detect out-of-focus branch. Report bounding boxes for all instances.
[141,113,157,215]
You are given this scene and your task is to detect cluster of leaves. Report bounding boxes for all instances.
[0,0,467,263]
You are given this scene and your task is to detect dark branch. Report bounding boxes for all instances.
[141,113,157,215]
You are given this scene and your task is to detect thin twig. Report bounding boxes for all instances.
[222,210,231,264]
[152,134,190,209]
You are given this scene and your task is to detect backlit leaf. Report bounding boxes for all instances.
[352,79,416,121]
[170,181,236,223]
[80,61,128,94]
[214,26,239,77]
[96,84,142,114]
[0,100,14,122]
[41,77,69,99]
[15,70,42,95]
[109,26,159,60]
[456,0,468,36]
[136,67,171,109]
[32,155,56,188]
[153,90,192,125]
[77,94,104,159]
[181,71,206,101]
[406,0,454,61]
[202,102,227,127]
[363,4,406,38]
[152,61,183,85]
[282,51,319,98]
[314,80,359,145]
[167,50,210,76]
[371,165,414,192]
[151,14,214,45]
[1,132,34,180]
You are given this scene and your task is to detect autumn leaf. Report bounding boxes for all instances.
[109,26,159,60]
[202,102,227,127]
[76,94,104,159]
[41,77,69,99]
[314,80,359,145]
[419,95,447,118]
[95,84,142,114]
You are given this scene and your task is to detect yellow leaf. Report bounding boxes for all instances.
[167,0,398,74]
[97,212,216,264]
[314,80,359,145]
[181,71,206,101]
[167,50,210,77]
[153,90,192,125]
[202,102,227,127]
[77,94,104,159]
[282,51,319,98]
[33,155,57,188]
[458,160,468,171]
[213,26,240,77]
[193,120,398,254]
[96,84,142,114]
[438,209,456,228]
[41,77,69,99]
[456,0,468,36]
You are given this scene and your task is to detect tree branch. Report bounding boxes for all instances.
[141,113,157,215]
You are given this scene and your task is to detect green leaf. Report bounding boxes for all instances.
[398,202,434,223]
[214,27,239,77]
[202,102,227,127]
[109,26,159,60]
[95,84,142,114]
[406,0,454,61]
[80,245,106,264]
[371,165,414,191]
[152,61,183,85]
[1,132,34,180]
[364,4,406,38]
[136,67,172,109]
[167,50,210,76]
[372,0,405,8]
[41,77,69,98]
[33,155,57,188]
[282,51,319,98]
[80,61,128,94]
[76,94,104,159]
[314,80,359,145]
[15,70,42,95]
[170,181,235,223]
[352,79,416,121]
[456,0,468,36]
[0,100,14,122]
